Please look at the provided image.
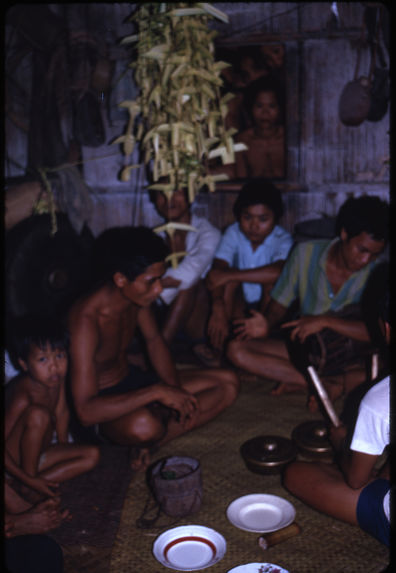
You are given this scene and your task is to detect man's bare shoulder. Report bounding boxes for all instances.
[68,287,109,329]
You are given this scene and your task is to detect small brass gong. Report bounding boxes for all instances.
[240,435,297,475]
[292,420,333,459]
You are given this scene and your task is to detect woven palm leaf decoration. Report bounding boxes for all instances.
[115,2,246,265]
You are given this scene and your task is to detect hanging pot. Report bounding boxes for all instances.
[240,435,297,475]
[339,76,371,127]
[339,13,374,127]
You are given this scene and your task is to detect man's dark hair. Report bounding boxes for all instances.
[233,179,284,222]
[8,314,69,366]
[92,226,169,284]
[335,195,389,241]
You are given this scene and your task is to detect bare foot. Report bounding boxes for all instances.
[270,382,305,396]
[6,498,71,537]
[192,343,222,368]
[129,446,151,472]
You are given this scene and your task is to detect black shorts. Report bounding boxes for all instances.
[98,365,158,396]
[98,366,173,429]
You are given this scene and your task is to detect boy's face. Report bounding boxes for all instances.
[119,261,165,307]
[252,91,280,129]
[340,230,385,273]
[154,188,189,221]
[239,204,276,248]
[19,343,68,388]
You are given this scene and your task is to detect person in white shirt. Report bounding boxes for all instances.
[284,264,390,546]
[150,185,221,346]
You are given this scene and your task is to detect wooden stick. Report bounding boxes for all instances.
[307,366,341,427]
[258,523,301,549]
[371,353,379,381]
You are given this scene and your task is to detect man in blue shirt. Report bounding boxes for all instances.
[194,179,293,366]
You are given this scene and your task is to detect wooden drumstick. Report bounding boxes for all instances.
[307,366,341,427]
[371,353,379,381]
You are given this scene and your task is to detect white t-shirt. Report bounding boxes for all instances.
[159,214,221,305]
[350,376,390,520]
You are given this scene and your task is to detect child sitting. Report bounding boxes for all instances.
[194,179,293,366]
[5,315,100,501]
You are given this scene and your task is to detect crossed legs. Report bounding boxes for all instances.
[99,368,239,470]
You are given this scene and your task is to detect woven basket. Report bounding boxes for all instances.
[151,456,202,518]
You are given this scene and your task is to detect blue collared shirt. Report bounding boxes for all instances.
[215,222,293,303]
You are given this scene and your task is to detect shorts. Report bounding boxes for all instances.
[98,365,158,396]
[356,478,390,546]
[97,365,173,430]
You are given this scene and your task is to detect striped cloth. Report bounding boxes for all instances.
[271,238,378,315]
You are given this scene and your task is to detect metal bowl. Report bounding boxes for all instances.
[291,420,333,460]
[240,435,297,475]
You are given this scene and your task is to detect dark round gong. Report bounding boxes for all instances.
[291,420,333,459]
[6,212,94,323]
[240,435,297,475]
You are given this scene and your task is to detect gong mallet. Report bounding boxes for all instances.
[306,365,341,428]
[285,335,341,428]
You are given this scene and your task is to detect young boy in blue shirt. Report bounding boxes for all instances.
[194,179,292,366]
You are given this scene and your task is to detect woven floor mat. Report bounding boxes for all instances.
[51,444,132,548]
[111,377,389,573]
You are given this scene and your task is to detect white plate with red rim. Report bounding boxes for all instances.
[227,564,289,573]
[152,524,226,571]
[226,494,295,533]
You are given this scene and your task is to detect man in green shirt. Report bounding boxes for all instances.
[226,195,388,403]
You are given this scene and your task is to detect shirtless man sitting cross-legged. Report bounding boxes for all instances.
[68,226,239,470]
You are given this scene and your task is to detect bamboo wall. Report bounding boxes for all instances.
[5,3,390,236]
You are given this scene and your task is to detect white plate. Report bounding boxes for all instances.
[228,564,289,573]
[226,494,295,533]
[153,524,226,571]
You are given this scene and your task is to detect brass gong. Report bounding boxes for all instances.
[240,435,297,475]
[291,420,333,459]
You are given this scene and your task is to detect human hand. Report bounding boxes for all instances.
[282,315,326,342]
[206,269,230,291]
[158,385,199,429]
[233,310,269,340]
[26,475,59,497]
[207,309,229,350]
[161,276,181,289]
[329,423,347,451]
